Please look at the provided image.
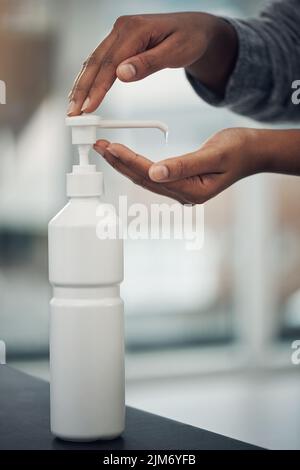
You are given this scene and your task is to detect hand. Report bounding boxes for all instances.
[94,128,261,204]
[68,12,237,115]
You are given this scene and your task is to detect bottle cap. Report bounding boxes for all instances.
[67,164,103,197]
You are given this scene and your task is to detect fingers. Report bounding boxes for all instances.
[68,14,179,115]
[94,134,240,204]
[94,140,190,203]
[148,148,222,182]
[100,143,186,194]
[103,142,153,169]
[68,16,156,115]
[116,35,176,82]
[101,142,229,204]
[70,39,142,114]
[68,32,117,116]
[95,142,205,203]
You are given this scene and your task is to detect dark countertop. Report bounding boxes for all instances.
[0,365,261,450]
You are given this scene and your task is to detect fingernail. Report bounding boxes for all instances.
[149,165,169,181]
[67,100,76,115]
[107,146,119,158]
[94,145,104,156]
[117,63,136,80]
[81,96,90,112]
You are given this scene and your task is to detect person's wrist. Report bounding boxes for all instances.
[250,129,300,176]
[186,16,238,95]
[228,128,266,178]
[240,128,276,176]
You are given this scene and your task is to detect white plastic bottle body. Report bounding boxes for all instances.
[48,197,124,441]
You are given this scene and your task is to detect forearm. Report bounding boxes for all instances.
[187,0,300,123]
[185,16,238,97]
[248,129,300,176]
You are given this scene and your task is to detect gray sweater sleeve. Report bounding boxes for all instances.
[186,0,300,123]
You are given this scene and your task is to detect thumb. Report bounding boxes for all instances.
[116,37,173,82]
[148,149,218,183]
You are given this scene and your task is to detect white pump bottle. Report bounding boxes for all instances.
[48,114,167,441]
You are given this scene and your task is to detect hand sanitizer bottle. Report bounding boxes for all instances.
[48,115,167,442]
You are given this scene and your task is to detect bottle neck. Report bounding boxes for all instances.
[66,166,103,198]
[53,286,120,299]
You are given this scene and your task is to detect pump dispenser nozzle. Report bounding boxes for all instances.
[66,115,168,150]
[66,114,168,198]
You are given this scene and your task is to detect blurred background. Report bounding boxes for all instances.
[1,0,300,450]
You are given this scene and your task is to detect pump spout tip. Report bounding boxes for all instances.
[152,121,168,142]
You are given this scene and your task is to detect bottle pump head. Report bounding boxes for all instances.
[66,115,168,197]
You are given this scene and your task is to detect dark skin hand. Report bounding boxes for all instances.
[69,12,300,204]
[68,12,238,115]
[94,128,300,204]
